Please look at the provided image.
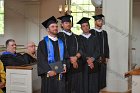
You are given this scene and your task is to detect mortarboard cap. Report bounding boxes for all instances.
[92,14,104,21]
[42,16,58,29]
[57,15,73,23]
[77,17,91,25]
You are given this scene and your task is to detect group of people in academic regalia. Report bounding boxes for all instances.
[0,14,109,93]
[0,40,37,69]
[37,14,109,93]
[0,40,37,93]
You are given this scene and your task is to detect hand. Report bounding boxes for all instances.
[72,62,78,69]
[0,82,5,89]
[70,56,78,64]
[87,57,94,65]
[48,71,56,77]
[105,58,109,63]
[62,66,67,73]
[89,63,94,69]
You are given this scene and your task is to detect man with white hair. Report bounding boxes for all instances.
[23,41,37,64]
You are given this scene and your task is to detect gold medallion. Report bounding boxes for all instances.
[55,66,58,70]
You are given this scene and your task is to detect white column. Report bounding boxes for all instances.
[25,2,40,45]
[103,0,131,92]
[132,2,140,66]
[132,75,140,93]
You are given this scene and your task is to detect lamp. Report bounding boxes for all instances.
[59,0,71,15]
[91,0,102,8]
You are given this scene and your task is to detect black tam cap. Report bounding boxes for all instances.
[92,14,104,21]
[57,15,73,23]
[77,17,90,25]
[42,16,58,29]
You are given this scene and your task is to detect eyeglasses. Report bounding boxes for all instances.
[28,45,36,47]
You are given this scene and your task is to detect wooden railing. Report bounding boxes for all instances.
[125,67,140,78]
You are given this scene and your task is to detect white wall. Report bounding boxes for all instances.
[0,0,27,45]
[25,2,40,45]
[103,0,130,92]
[40,0,65,39]
[0,0,65,46]
[132,2,140,66]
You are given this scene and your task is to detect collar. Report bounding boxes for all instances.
[61,30,72,36]
[25,52,36,59]
[81,33,91,39]
[93,28,103,32]
[48,35,58,41]
[2,51,17,56]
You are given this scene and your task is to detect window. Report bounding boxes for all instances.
[0,0,4,35]
[71,0,95,35]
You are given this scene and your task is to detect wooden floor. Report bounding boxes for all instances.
[34,90,131,93]
[34,87,131,93]
[100,90,131,93]
[100,92,131,93]
[34,90,41,93]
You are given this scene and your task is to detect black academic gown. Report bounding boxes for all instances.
[79,34,100,93]
[58,32,84,93]
[90,29,109,90]
[0,53,26,70]
[23,53,37,64]
[37,38,68,93]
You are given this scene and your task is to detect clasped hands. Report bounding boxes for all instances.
[48,66,66,77]
[87,57,94,69]
[70,56,78,69]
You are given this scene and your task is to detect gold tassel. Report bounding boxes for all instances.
[47,73,49,77]
[59,74,60,80]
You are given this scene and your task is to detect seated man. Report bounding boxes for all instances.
[0,60,6,93]
[23,41,37,64]
[0,39,26,70]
